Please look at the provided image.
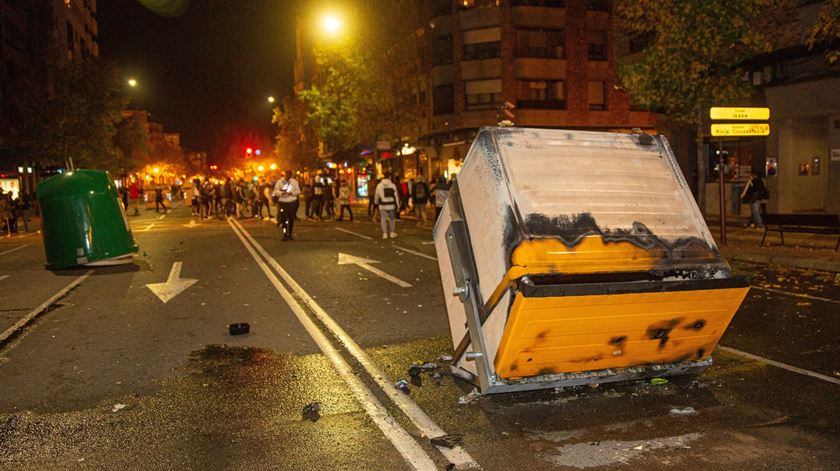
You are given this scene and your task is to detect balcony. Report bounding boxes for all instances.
[511,6,566,29]
[461,58,502,81]
[514,57,567,80]
[459,4,501,30]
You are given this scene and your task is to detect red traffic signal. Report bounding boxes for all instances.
[209,164,219,171]
[245,147,253,156]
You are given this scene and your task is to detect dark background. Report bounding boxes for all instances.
[98,0,302,158]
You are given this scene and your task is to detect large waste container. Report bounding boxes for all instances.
[434,127,749,394]
[37,170,138,269]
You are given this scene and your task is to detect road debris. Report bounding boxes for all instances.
[431,434,464,449]
[650,377,669,385]
[408,362,439,378]
[438,354,453,363]
[458,388,481,405]
[228,323,250,335]
[302,402,321,422]
[111,404,127,413]
[394,379,410,394]
[669,407,698,416]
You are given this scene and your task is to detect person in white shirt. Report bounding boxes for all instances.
[273,170,301,241]
[374,173,399,239]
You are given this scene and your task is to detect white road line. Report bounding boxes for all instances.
[143,223,156,232]
[0,271,92,345]
[717,346,840,386]
[0,244,27,256]
[394,245,437,261]
[231,218,479,469]
[0,275,9,281]
[228,220,437,471]
[336,227,373,240]
[157,214,166,220]
[751,286,840,305]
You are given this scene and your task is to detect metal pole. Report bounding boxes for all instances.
[718,140,726,244]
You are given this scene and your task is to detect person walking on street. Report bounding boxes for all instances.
[312,173,325,221]
[740,171,768,229]
[324,175,336,220]
[258,178,272,219]
[1,192,12,237]
[411,175,429,225]
[375,173,399,239]
[337,178,353,221]
[431,176,450,221]
[129,179,142,216]
[273,170,301,241]
[154,186,167,213]
[368,177,378,219]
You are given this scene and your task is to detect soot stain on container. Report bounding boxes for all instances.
[645,318,684,350]
[521,213,715,258]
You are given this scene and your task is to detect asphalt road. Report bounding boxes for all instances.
[0,203,838,470]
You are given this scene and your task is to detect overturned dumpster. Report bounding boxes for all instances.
[433,127,749,394]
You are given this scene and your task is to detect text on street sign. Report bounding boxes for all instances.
[710,107,770,120]
[711,123,770,137]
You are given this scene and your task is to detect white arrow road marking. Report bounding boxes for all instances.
[183,219,200,228]
[0,275,9,281]
[146,262,197,303]
[143,223,155,232]
[337,252,412,288]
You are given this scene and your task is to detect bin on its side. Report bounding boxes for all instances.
[433,128,749,394]
[37,170,138,269]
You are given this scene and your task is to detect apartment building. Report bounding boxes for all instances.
[418,0,658,179]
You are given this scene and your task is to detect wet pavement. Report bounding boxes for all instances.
[0,204,838,470]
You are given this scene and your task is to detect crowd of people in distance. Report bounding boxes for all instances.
[0,190,33,236]
[182,169,455,241]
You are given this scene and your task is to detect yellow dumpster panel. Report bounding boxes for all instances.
[494,287,749,379]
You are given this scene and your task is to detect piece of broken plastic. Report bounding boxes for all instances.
[458,388,481,405]
[228,323,250,335]
[394,379,410,394]
[650,377,669,385]
[303,402,321,422]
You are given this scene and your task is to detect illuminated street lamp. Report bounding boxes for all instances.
[128,78,138,87]
[321,14,341,35]
[267,96,276,104]
[257,165,265,172]
[269,163,277,171]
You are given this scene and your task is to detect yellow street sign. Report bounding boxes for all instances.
[711,123,770,137]
[710,107,770,120]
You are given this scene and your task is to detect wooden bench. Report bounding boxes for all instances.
[760,213,840,251]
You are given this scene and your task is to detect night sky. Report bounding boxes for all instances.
[98,0,302,159]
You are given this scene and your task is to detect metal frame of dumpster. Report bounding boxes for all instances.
[442,183,733,394]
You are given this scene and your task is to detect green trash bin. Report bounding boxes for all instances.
[36,170,138,269]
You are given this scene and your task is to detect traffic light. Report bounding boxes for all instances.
[209,164,219,171]
[245,147,253,156]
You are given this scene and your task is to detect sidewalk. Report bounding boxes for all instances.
[709,222,840,272]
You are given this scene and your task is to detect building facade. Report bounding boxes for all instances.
[418,0,658,180]
[1,0,98,172]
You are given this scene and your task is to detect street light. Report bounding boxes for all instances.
[321,14,341,35]
[128,78,138,87]
[267,96,276,104]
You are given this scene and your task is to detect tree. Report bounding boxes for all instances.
[114,116,150,173]
[272,96,319,170]
[806,0,840,65]
[3,60,128,172]
[615,0,775,211]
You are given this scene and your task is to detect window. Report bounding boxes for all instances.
[459,0,500,10]
[512,0,564,6]
[588,81,606,110]
[463,28,501,60]
[433,85,455,115]
[517,80,566,108]
[465,79,502,110]
[586,0,609,11]
[432,35,453,65]
[516,29,564,59]
[587,30,607,60]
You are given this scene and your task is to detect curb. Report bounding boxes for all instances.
[723,250,840,273]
